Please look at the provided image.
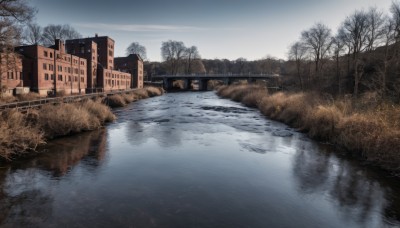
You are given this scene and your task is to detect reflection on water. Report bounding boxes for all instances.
[0,92,400,227]
[0,129,107,227]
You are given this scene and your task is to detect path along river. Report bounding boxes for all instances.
[1,92,400,228]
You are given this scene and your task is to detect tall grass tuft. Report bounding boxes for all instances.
[80,99,116,123]
[145,86,164,97]
[0,109,45,160]
[106,94,127,107]
[38,103,100,138]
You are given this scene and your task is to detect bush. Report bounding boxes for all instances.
[0,109,45,160]
[80,100,116,123]
[106,94,126,107]
[145,87,164,97]
[38,103,100,138]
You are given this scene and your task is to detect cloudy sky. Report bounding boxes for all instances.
[31,0,393,61]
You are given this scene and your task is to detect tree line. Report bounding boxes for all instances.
[287,2,400,100]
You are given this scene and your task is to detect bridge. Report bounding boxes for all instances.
[152,74,278,90]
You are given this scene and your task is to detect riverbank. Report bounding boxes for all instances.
[217,84,400,172]
[0,86,164,161]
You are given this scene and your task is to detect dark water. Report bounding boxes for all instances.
[1,92,400,228]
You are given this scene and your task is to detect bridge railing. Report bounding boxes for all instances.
[152,73,279,78]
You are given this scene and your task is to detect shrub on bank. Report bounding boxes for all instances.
[106,94,127,107]
[80,99,116,124]
[0,109,45,160]
[38,103,99,138]
[217,84,400,172]
[145,86,164,97]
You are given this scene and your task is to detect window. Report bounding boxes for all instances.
[75,76,78,82]
[68,76,71,82]
[51,74,54,80]
[68,67,71,73]
[10,72,13,79]
[49,64,54,71]
[44,51,48,57]
[58,74,63,81]
[50,52,53,58]
[58,65,62,72]
[81,77,84,82]
[109,50,113,56]
[74,68,78,74]
[43,63,47,70]
[44,73,49,80]
[80,70,84,75]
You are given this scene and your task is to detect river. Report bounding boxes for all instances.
[0,91,400,227]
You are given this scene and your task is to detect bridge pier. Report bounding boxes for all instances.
[183,79,192,90]
[199,79,209,91]
[163,78,173,90]
[223,78,232,85]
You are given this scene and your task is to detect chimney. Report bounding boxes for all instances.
[54,39,65,53]
[95,33,98,37]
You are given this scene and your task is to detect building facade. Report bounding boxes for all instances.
[66,35,130,92]
[114,54,144,89]
[16,39,87,96]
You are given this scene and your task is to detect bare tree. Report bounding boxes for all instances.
[288,41,308,90]
[365,7,386,52]
[41,24,81,46]
[391,0,400,41]
[0,0,35,23]
[161,40,186,75]
[126,42,147,60]
[331,35,345,94]
[22,23,41,45]
[0,0,35,97]
[184,46,200,74]
[235,57,248,74]
[301,23,332,75]
[341,10,370,96]
[379,18,396,96]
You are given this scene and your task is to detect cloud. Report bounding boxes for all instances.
[75,23,206,32]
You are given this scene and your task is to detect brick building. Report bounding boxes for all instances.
[66,35,131,92]
[0,52,24,96]
[16,39,87,96]
[114,54,144,89]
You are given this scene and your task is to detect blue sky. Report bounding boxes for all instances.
[31,0,393,61]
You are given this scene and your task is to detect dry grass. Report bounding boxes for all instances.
[38,103,100,138]
[0,109,45,160]
[132,89,149,99]
[16,92,41,101]
[173,80,184,89]
[145,86,164,97]
[106,94,127,107]
[79,99,116,123]
[217,84,400,172]
[0,96,17,105]
[121,93,137,103]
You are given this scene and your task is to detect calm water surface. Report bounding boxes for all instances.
[1,92,400,227]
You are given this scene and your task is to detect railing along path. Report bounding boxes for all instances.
[0,89,139,112]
